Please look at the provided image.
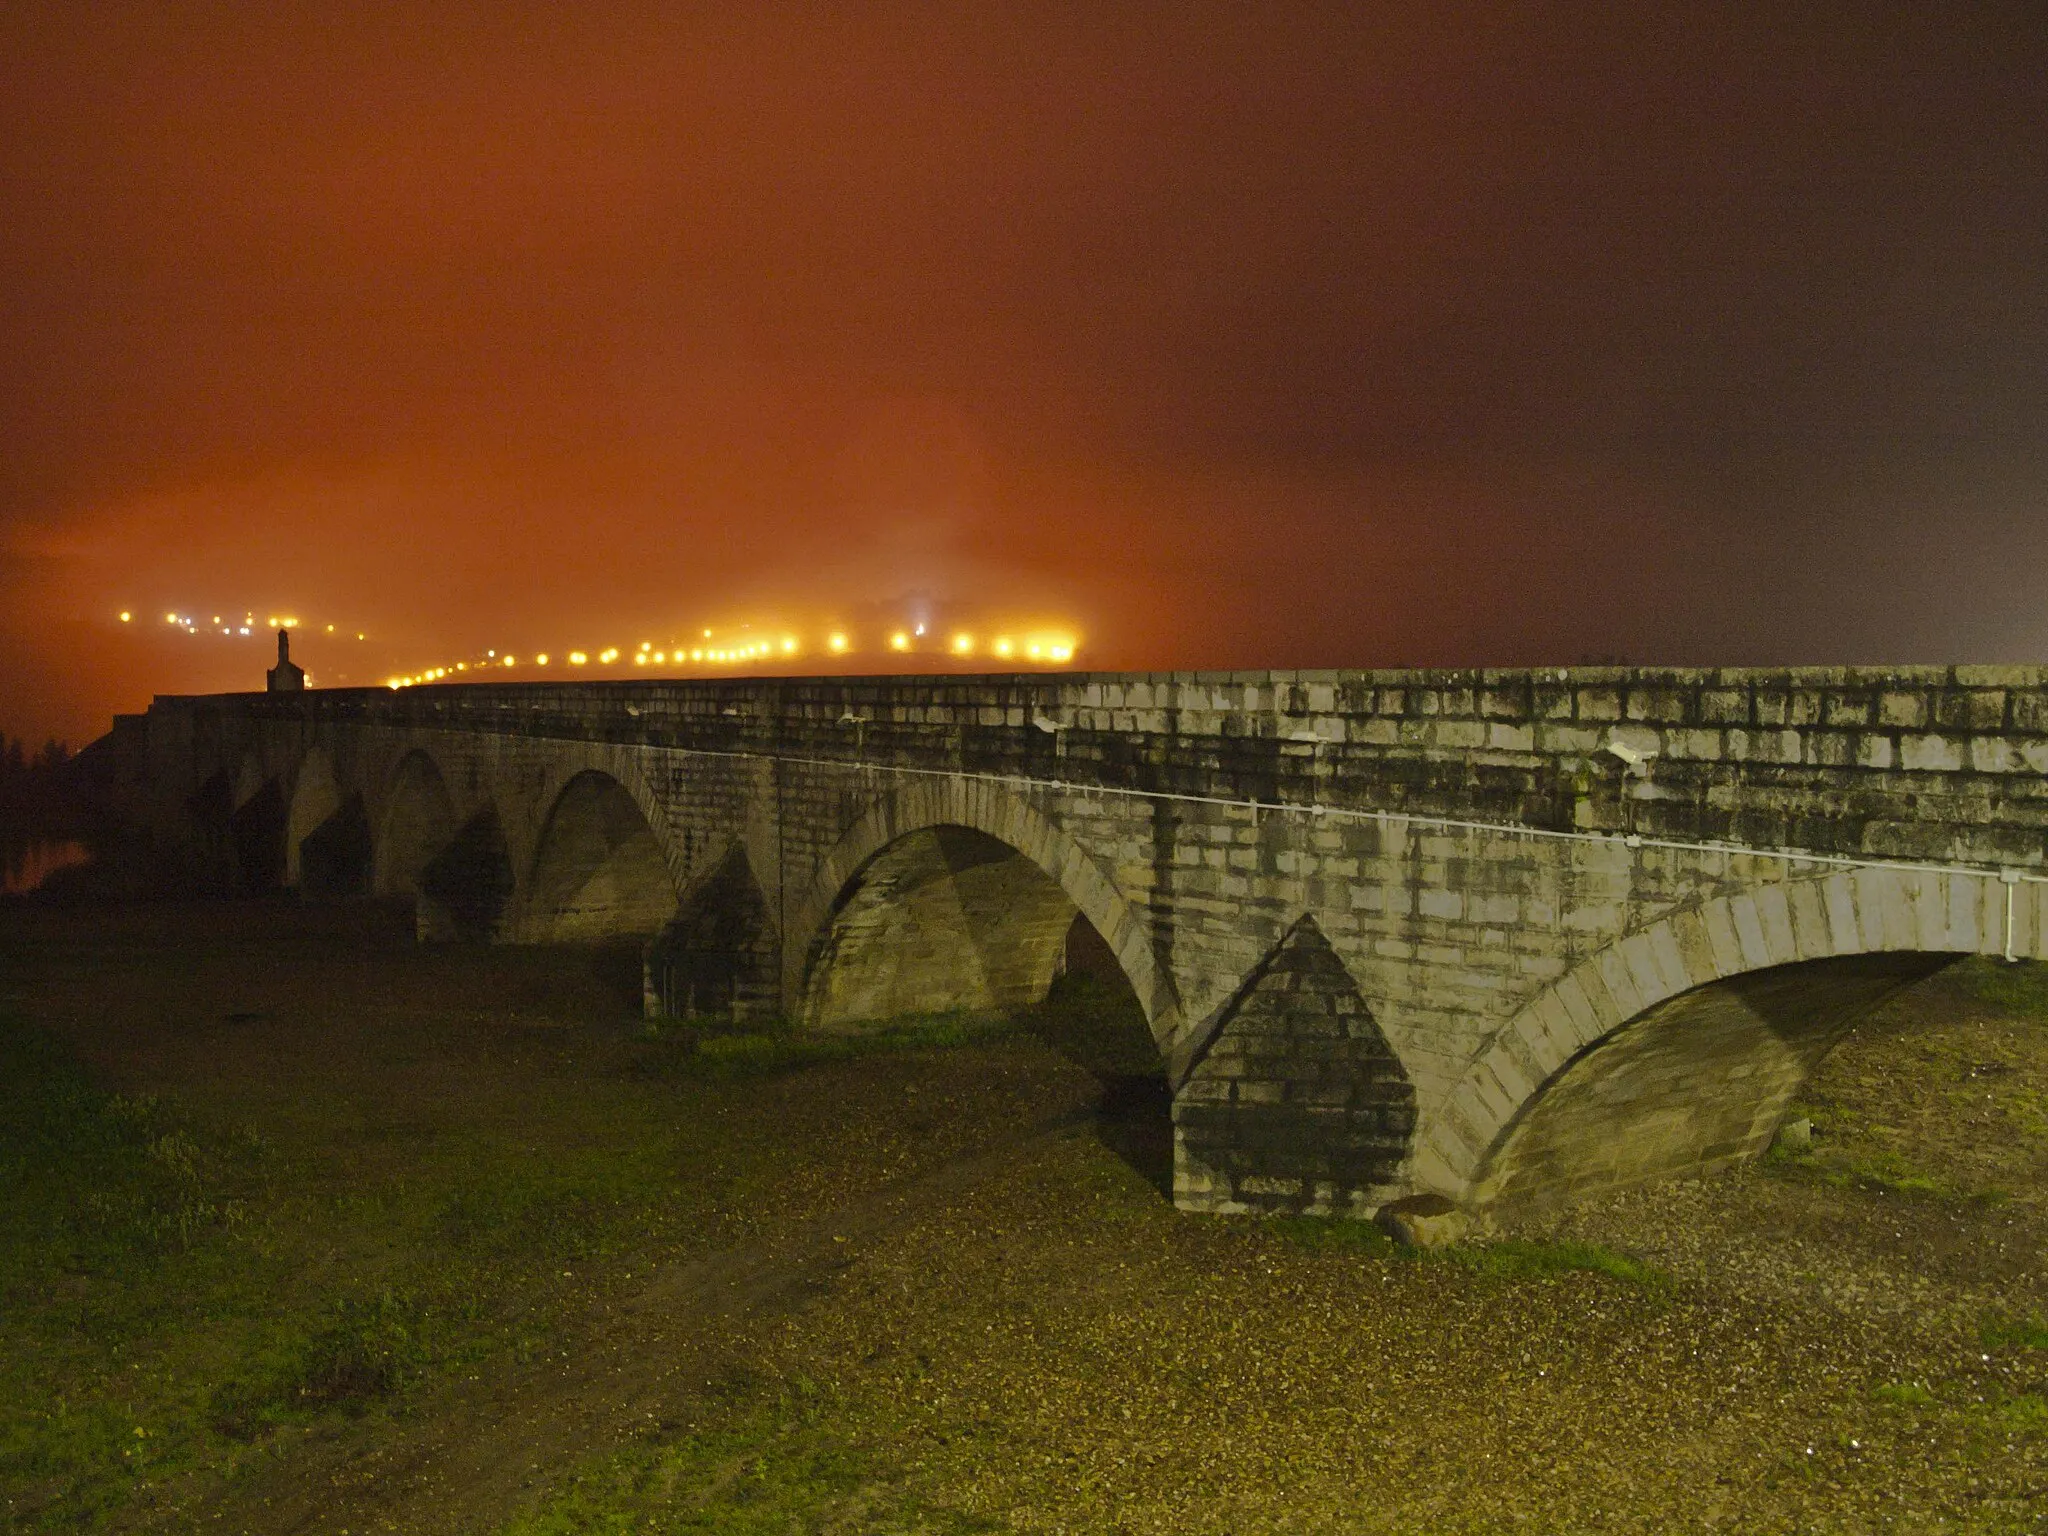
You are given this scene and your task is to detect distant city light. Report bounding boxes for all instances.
[116,599,1080,681]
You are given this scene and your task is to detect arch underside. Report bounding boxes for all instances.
[518,770,677,944]
[803,825,1080,1027]
[1473,952,1954,1211]
[377,751,457,900]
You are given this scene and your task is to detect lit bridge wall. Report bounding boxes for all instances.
[131,667,2048,1218]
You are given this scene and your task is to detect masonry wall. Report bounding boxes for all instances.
[137,666,2048,1216]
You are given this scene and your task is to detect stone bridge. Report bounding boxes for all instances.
[129,666,2048,1219]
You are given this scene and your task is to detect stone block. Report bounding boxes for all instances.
[1824,694,1874,727]
[1754,883,1797,964]
[1699,689,1750,725]
[2012,693,2048,734]
[1376,1193,1468,1249]
[1970,737,2019,774]
[1625,688,1690,723]
[1727,893,1772,969]
[1576,688,1622,722]
[1670,728,1724,760]
[1934,690,2006,732]
[1878,692,1927,728]
[1900,734,1964,772]
[1486,722,1535,752]
[1417,886,1463,921]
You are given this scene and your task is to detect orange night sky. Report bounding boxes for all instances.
[3,5,2044,745]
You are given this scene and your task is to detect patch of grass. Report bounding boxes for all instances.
[1265,1218,1668,1290]
[0,1017,267,1280]
[1449,1239,1669,1288]
[1873,1380,1937,1409]
[0,1015,277,1525]
[630,1011,1017,1080]
[498,1382,1000,1535]
[1982,1312,2048,1352]
[1992,1392,2048,1437]
[1946,956,2048,1017]
[1764,1140,1966,1201]
[0,1004,731,1531]
[208,1291,428,1439]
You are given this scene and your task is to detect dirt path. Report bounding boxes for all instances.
[183,1105,1096,1535]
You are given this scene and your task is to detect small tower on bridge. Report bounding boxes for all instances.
[266,628,305,692]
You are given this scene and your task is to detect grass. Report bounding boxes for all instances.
[0,962,1076,1534]
[1948,955,2048,1014]
[499,1379,999,1536]
[0,1005,730,1531]
[1265,1216,1670,1290]
[1983,1312,2048,1353]
[627,1010,1018,1079]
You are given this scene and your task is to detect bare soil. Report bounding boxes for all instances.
[1,899,2043,1534]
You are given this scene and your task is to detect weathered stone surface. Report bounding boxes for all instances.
[1376,1192,1468,1249]
[126,665,2048,1219]
[1176,915,1415,1215]
[1772,1117,1814,1155]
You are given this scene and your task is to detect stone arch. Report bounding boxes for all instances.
[285,749,338,887]
[521,745,688,899]
[375,749,459,899]
[788,776,1180,1043]
[516,768,680,943]
[1423,863,2040,1208]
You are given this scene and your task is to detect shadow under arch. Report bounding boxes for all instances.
[647,844,780,1022]
[516,768,680,944]
[1426,864,2042,1211]
[375,749,458,899]
[227,753,285,893]
[787,777,1180,1046]
[286,748,370,899]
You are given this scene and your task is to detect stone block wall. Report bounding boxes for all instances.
[133,665,2048,1216]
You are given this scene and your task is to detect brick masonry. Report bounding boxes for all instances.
[131,666,2048,1216]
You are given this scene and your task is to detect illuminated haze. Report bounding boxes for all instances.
[3,5,2044,744]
